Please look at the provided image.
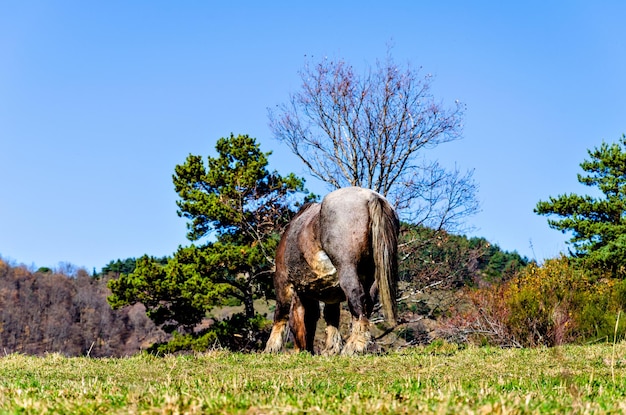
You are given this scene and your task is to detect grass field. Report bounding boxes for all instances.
[1,342,625,414]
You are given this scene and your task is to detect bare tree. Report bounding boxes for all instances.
[269,53,478,230]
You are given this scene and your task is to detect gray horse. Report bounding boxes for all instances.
[265,186,399,355]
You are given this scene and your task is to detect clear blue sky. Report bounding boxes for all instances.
[2,1,625,271]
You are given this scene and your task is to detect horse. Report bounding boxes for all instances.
[265,186,399,355]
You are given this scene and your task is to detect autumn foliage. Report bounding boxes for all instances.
[442,257,626,347]
[0,259,164,356]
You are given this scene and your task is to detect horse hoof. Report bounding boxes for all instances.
[341,342,365,355]
[340,317,371,355]
[321,326,343,356]
[264,321,288,353]
[341,335,371,355]
[264,345,281,354]
[264,340,283,353]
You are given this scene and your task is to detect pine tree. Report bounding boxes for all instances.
[535,134,626,275]
[108,134,313,331]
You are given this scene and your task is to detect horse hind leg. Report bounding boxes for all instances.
[321,303,343,356]
[337,266,373,355]
[290,294,320,353]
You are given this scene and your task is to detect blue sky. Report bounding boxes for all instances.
[1,1,625,271]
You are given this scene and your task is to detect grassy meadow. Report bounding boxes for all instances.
[1,342,625,414]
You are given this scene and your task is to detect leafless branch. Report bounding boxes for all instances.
[269,51,478,230]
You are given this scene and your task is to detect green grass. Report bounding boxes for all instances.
[1,342,626,414]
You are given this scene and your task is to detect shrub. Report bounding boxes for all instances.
[440,257,626,347]
[149,313,272,354]
[437,283,520,347]
[505,257,626,346]
[505,258,579,346]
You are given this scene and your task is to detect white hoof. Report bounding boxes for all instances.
[264,321,288,353]
[321,325,343,356]
[341,317,371,355]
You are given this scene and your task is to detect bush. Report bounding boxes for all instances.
[148,313,272,354]
[440,257,626,347]
[437,283,520,347]
[506,257,626,346]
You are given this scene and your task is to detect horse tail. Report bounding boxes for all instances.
[369,195,399,326]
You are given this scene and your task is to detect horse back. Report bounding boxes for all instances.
[319,187,381,264]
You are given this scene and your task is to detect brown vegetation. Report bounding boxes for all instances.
[0,259,165,357]
[438,257,626,347]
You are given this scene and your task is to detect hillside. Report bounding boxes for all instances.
[0,260,165,356]
[0,227,527,356]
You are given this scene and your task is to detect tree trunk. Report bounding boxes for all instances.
[242,272,256,319]
[243,293,255,319]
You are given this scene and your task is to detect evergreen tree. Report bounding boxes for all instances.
[535,134,626,275]
[101,257,168,276]
[108,134,313,331]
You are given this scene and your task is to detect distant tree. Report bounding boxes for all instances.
[56,262,78,277]
[399,224,528,290]
[535,135,626,275]
[0,259,162,356]
[108,134,312,332]
[102,258,138,276]
[101,257,168,277]
[269,52,478,230]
